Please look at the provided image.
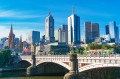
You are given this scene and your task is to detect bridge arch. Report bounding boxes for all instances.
[36,61,70,75]
[36,61,70,70]
[18,60,32,68]
[79,63,120,72]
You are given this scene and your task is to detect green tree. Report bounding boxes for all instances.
[79,47,85,54]
[0,50,11,66]
[76,49,79,54]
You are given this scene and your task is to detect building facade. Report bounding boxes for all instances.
[0,37,8,45]
[26,31,40,44]
[91,23,99,42]
[54,29,60,42]
[45,11,55,42]
[85,21,92,44]
[68,9,80,45]
[59,25,68,44]
[109,21,118,43]
[105,25,109,35]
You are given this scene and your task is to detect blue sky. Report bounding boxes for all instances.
[0,0,120,41]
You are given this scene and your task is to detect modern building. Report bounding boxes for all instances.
[85,21,92,44]
[91,23,99,42]
[0,37,8,45]
[45,10,55,42]
[109,21,119,43]
[94,37,104,43]
[43,42,69,53]
[68,8,80,45]
[26,31,40,44]
[116,26,119,44]
[105,25,109,35]
[59,25,68,44]
[54,29,60,42]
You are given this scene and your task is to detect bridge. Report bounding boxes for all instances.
[18,54,120,73]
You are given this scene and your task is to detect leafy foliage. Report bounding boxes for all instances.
[0,50,11,66]
[86,43,120,53]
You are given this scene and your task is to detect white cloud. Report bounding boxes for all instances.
[0,10,45,18]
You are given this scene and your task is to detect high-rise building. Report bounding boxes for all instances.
[105,25,109,35]
[59,25,68,44]
[85,21,92,44]
[68,8,80,45]
[54,29,60,42]
[8,24,15,49]
[45,10,55,42]
[109,21,117,43]
[91,23,99,42]
[116,26,119,43]
[26,31,40,44]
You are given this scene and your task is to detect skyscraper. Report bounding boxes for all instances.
[85,21,92,44]
[68,8,80,45]
[91,23,99,42]
[8,24,15,49]
[59,25,68,44]
[109,21,117,43]
[45,10,55,42]
[26,31,40,44]
[105,25,109,35]
[54,28,60,42]
[116,26,119,43]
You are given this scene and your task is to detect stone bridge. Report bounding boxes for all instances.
[18,54,120,73]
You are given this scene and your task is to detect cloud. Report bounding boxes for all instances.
[0,10,45,18]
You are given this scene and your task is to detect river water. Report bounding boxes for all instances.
[1,67,120,79]
[0,71,63,79]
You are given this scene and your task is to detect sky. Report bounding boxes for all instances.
[0,0,120,41]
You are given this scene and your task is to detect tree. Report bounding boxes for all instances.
[79,47,85,54]
[76,49,79,54]
[0,50,11,66]
[83,51,86,55]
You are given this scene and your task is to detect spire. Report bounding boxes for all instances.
[49,9,51,16]
[10,24,13,34]
[72,6,75,15]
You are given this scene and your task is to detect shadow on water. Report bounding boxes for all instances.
[80,67,120,79]
[0,70,63,79]
[1,67,120,79]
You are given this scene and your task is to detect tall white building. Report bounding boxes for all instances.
[45,10,55,42]
[59,25,68,44]
[68,8,80,45]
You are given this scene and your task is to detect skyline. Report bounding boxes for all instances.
[0,0,120,41]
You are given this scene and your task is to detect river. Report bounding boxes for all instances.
[0,71,63,79]
[1,67,120,79]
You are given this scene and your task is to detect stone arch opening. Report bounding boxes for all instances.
[80,67,120,79]
[18,60,31,68]
[36,62,69,76]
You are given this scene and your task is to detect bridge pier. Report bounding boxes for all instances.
[64,53,81,79]
[27,54,38,76]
